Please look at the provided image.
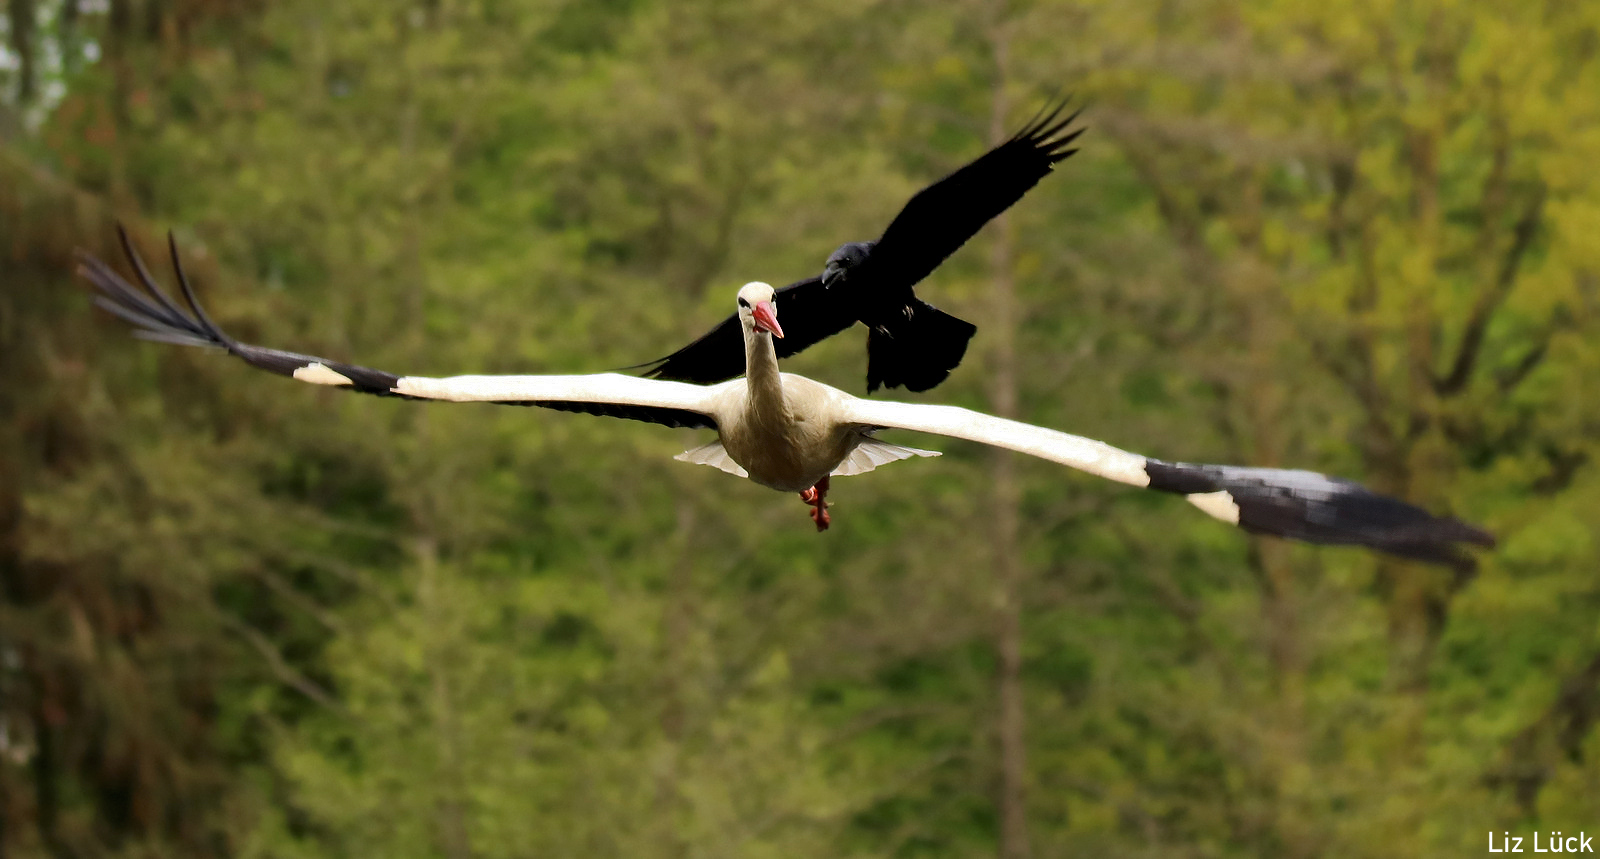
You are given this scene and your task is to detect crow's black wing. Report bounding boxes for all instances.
[854,99,1083,292]
[638,99,1081,390]
[80,227,718,430]
[636,276,856,384]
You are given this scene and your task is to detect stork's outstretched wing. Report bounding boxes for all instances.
[79,228,721,430]
[839,398,1495,568]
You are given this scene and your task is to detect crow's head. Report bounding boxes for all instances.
[822,241,876,289]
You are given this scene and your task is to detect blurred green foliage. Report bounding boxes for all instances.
[3,0,1598,857]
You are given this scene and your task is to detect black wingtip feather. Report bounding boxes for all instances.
[1015,91,1063,138]
[79,251,186,333]
[130,328,221,349]
[79,224,408,395]
[1010,96,1085,166]
[1017,93,1074,133]
[166,231,235,350]
[116,226,199,332]
[78,236,225,351]
[1145,460,1494,569]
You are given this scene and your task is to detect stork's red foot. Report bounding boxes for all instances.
[799,476,831,532]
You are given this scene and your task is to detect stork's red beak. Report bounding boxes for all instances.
[752,301,784,338]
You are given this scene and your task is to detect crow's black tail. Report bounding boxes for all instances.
[865,299,977,393]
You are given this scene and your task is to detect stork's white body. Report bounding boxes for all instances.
[392,283,1152,498]
[710,310,869,491]
[711,373,859,492]
[397,284,943,493]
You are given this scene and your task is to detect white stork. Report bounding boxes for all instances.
[79,229,1494,566]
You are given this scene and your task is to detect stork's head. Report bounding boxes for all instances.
[737,282,783,339]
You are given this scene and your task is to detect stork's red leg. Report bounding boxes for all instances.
[800,475,831,531]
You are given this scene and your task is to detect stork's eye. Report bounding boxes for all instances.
[738,297,752,309]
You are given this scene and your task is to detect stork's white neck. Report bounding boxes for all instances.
[743,324,785,419]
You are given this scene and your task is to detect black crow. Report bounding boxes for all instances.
[637,99,1083,393]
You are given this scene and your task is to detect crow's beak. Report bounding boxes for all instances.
[821,263,844,289]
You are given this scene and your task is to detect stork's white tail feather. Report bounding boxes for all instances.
[674,440,749,478]
[830,439,940,477]
[674,438,937,479]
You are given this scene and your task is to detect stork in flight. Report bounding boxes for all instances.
[637,99,1083,394]
[80,230,1494,566]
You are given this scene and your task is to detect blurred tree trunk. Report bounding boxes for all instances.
[0,442,14,859]
[397,24,471,847]
[28,665,64,859]
[417,533,475,859]
[654,500,696,859]
[986,20,1031,859]
[7,0,36,105]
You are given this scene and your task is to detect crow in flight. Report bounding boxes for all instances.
[637,99,1083,393]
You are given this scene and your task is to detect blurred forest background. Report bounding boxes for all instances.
[3,0,1599,856]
